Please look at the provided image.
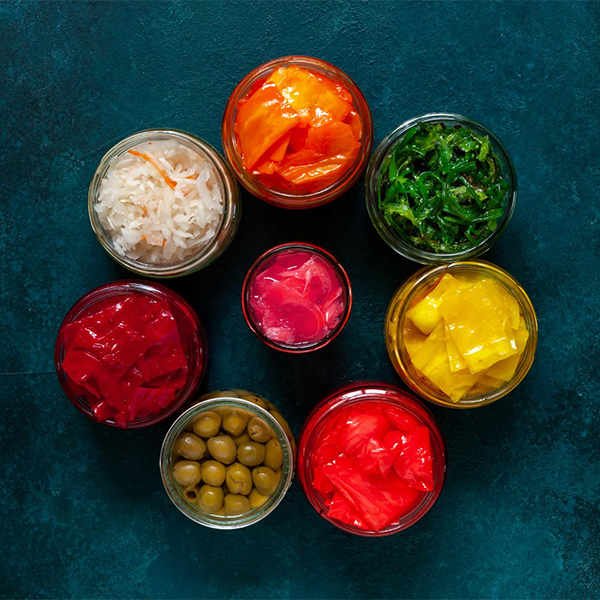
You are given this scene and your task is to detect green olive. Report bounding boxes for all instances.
[247,417,272,443]
[224,493,251,515]
[222,410,250,437]
[264,439,283,470]
[252,466,278,496]
[200,460,226,486]
[192,411,221,438]
[207,435,237,464]
[183,486,200,503]
[233,431,252,446]
[173,460,201,487]
[212,407,231,420]
[249,488,269,509]
[239,392,269,409]
[174,433,207,460]
[197,485,224,513]
[200,390,240,400]
[225,462,252,495]
[237,442,266,467]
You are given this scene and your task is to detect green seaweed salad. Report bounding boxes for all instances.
[378,122,510,254]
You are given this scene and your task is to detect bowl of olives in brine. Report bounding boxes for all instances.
[160,389,296,529]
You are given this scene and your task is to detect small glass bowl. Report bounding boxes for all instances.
[88,129,241,278]
[385,260,538,408]
[54,281,207,428]
[160,389,296,529]
[365,113,517,264]
[297,382,446,537]
[241,242,352,353]
[222,55,373,209]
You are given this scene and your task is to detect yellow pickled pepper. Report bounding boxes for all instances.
[403,273,529,402]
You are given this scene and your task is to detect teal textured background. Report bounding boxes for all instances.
[1,1,599,598]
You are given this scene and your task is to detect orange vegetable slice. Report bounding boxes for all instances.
[275,117,360,190]
[312,70,354,104]
[268,66,353,122]
[254,131,292,175]
[236,81,300,171]
[343,110,363,141]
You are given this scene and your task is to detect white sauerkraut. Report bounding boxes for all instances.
[95,139,225,264]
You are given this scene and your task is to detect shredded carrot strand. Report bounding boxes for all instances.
[128,149,177,189]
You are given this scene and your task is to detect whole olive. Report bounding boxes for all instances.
[233,431,252,446]
[200,460,226,486]
[252,466,278,496]
[197,485,224,513]
[207,435,237,464]
[173,460,201,487]
[249,488,269,509]
[239,392,269,409]
[222,410,250,437]
[225,462,252,495]
[237,442,266,467]
[224,493,251,515]
[174,433,207,460]
[193,411,221,438]
[264,439,283,470]
[201,390,240,400]
[247,417,272,443]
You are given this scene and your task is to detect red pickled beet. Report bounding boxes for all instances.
[307,401,435,532]
[60,293,189,427]
[247,249,345,346]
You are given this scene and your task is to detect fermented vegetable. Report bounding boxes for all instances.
[378,122,509,253]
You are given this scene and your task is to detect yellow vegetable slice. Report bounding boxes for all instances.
[409,323,479,402]
[409,322,446,372]
[444,325,468,372]
[485,324,529,381]
[402,322,427,357]
[439,283,517,374]
[453,274,477,291]
[477,277,520,330]
[405,274,460,335]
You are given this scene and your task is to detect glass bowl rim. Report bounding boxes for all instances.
[241,242,353,353]
[88,128,241,278]
[221,55,373,208]
[386,259,538,408]
[296,381,447,537]
[54,279,207,428]
[159,396,295,529]
[365,112,517,265]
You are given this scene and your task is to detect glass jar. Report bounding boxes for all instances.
[297,382,446,536]
[160,389,296,529]
[88,129,241,277]
[222,55,373,209]
[365,113,517,264]
[54,281,206,428]
[385,260,538,408]
[241,242,352,353]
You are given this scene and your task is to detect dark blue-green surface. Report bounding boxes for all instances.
[1,1,599,598]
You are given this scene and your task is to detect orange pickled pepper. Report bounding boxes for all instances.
[234,65,363,193]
